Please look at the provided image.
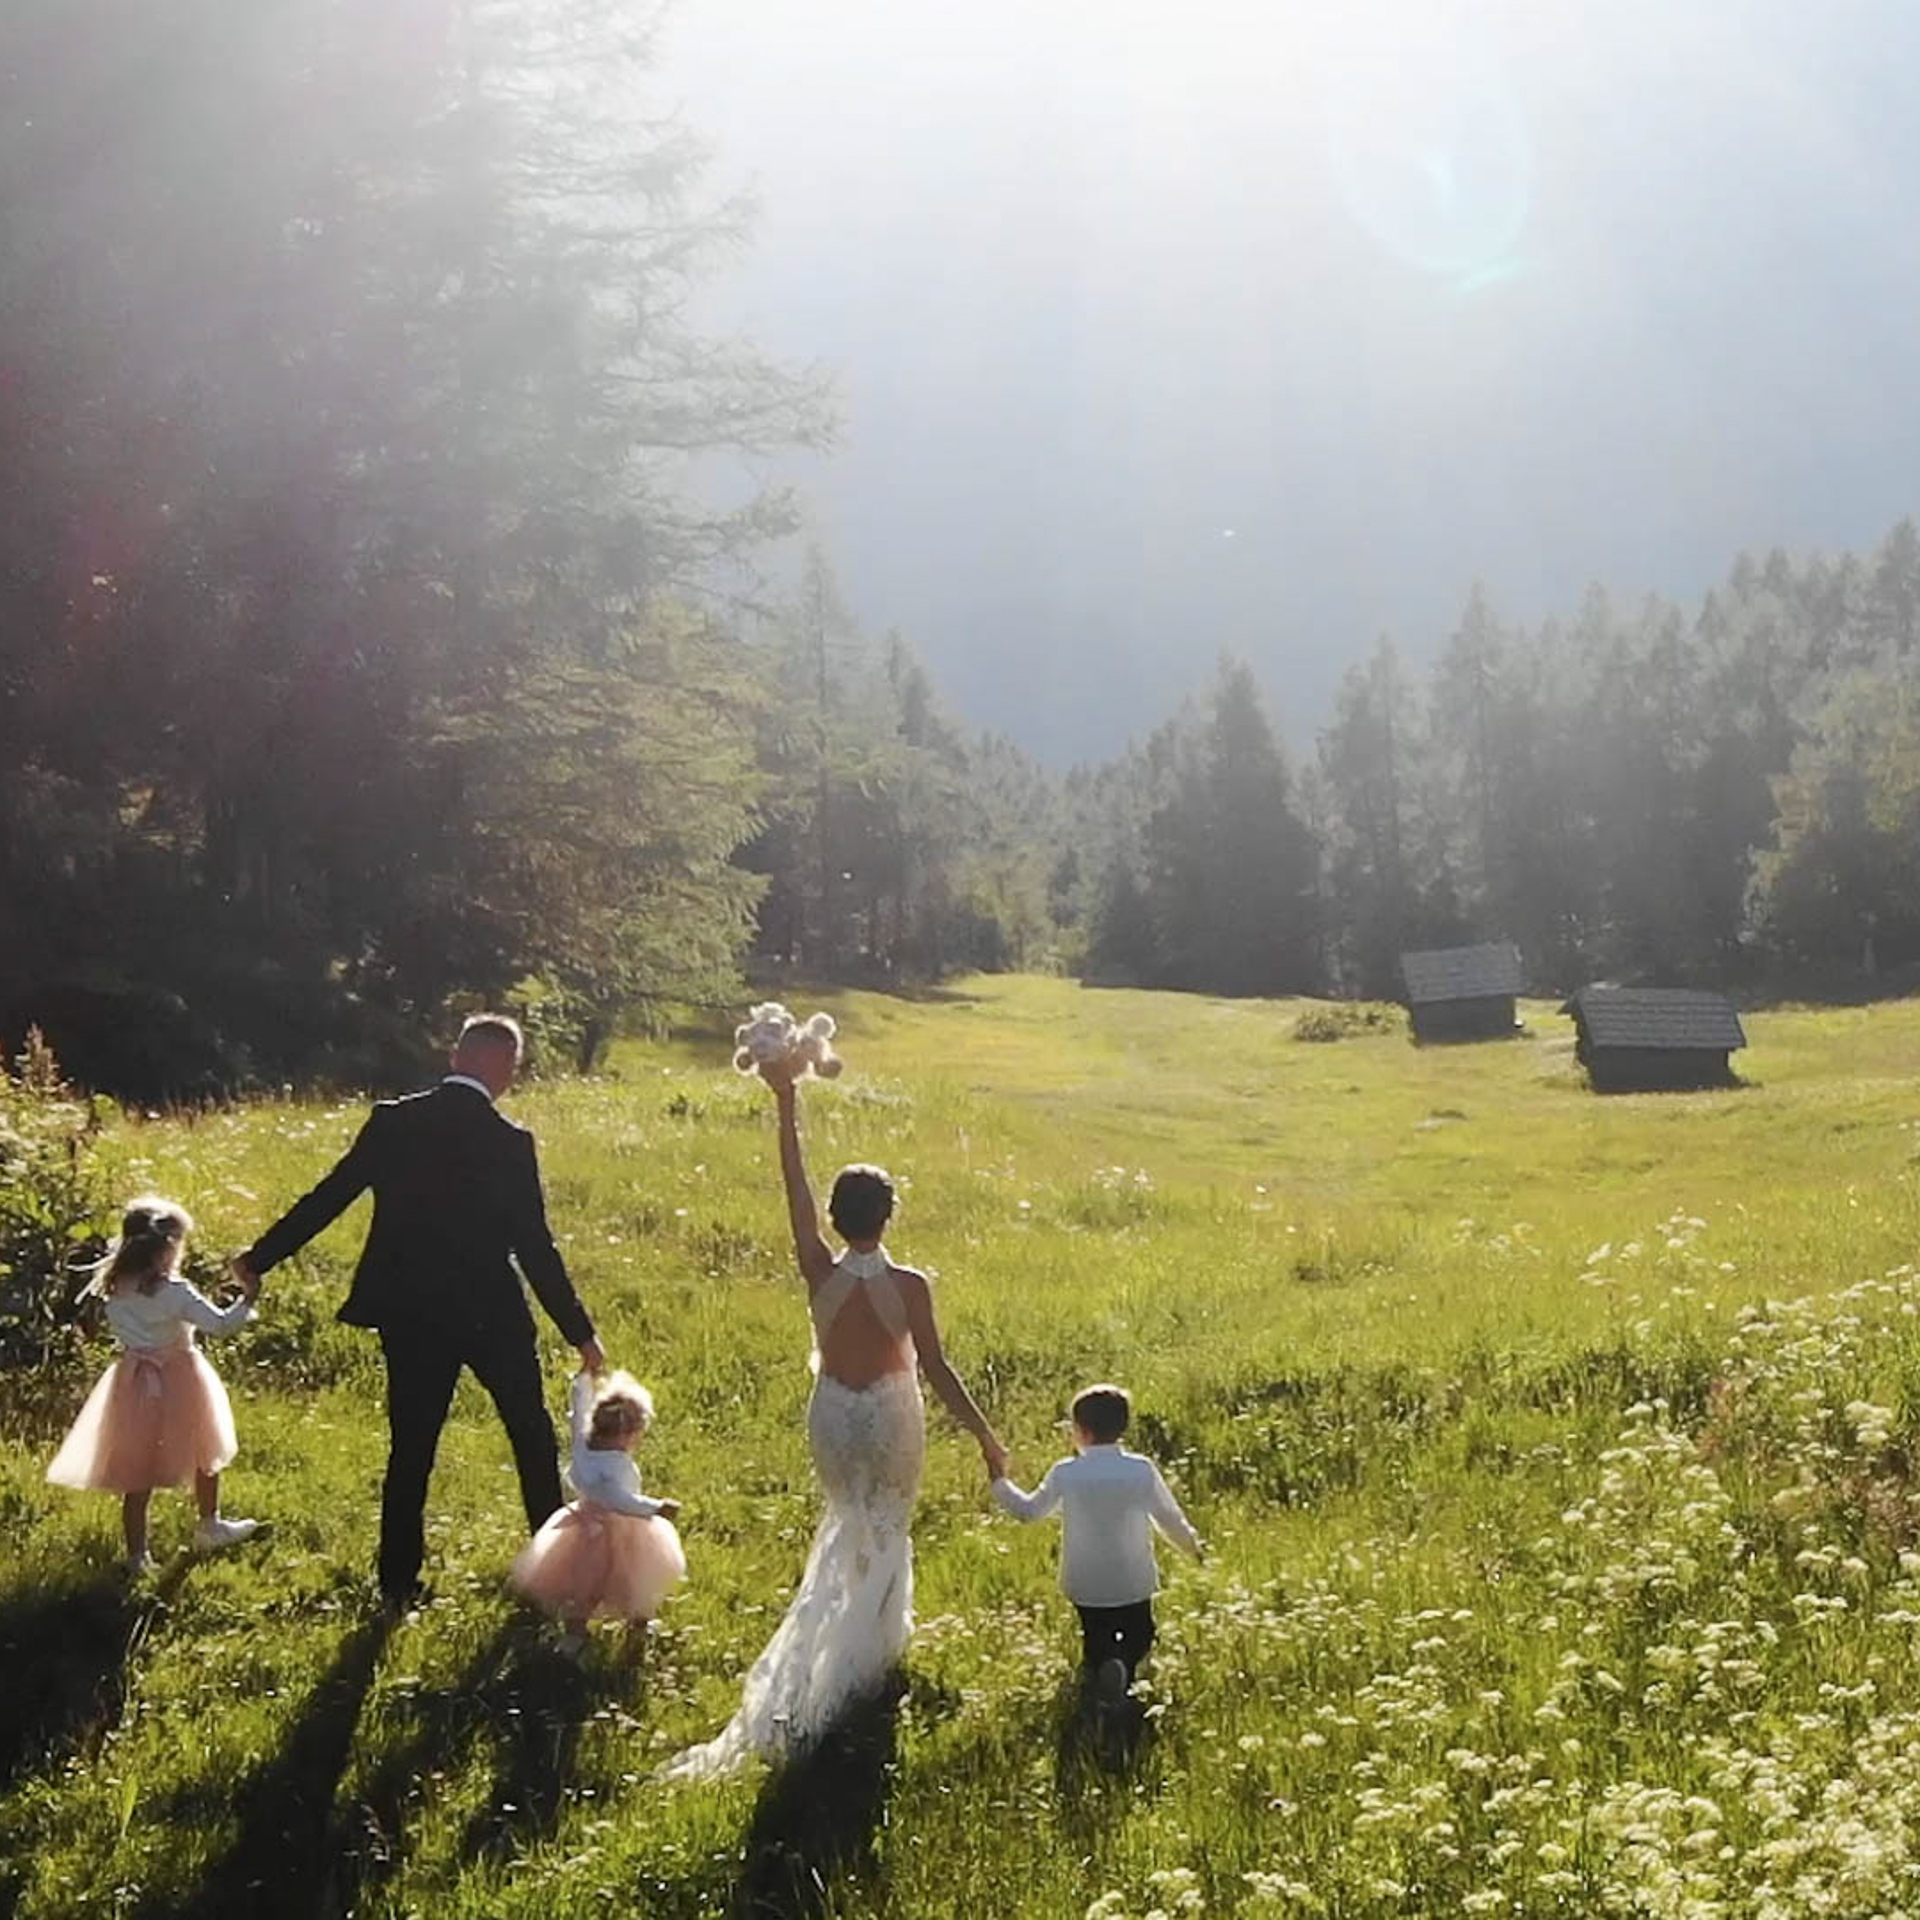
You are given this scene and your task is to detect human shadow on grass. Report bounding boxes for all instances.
[1051,1674,1154,1844]
[0,1560,190,1797]
[725,1666,1148,1909]
[135,1612,392,1920]
[337,1613,528,1891]
[723,1671,906,1920]
[145,1607,592,1915]
[456,1622,630,1863]
[342,1610,615,1890]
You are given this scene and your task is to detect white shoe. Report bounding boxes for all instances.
[194,1516,261,1551]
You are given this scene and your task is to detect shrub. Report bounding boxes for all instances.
[1292,1000,1406,1042]
[0,1029,109,1374]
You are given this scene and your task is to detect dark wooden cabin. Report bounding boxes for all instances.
[1563,986,1746,1092]
[1399,942,1523,1043]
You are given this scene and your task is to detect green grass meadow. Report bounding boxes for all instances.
[7,977,1920,1918]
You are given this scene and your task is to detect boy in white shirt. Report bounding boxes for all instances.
[990,1383,1202,1698]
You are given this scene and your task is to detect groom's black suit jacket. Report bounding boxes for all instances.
[245,1080,594,1347]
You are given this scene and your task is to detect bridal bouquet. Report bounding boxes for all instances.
[732,1002,844,1082]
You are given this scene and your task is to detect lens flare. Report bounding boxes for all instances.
[1322,22,1533,289]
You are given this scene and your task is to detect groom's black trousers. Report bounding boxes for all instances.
[378,1322,562,1598]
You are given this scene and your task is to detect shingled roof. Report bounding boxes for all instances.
[1564,987,1747,1052]
[1400,941,1524,1006]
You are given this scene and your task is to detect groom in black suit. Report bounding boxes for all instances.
[234,1014,604,1607]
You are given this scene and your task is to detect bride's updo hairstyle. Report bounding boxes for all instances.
[829,1164,894,1243]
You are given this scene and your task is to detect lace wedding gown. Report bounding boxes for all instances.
[666,1249,925,1777]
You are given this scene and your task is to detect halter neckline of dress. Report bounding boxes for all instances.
[809,1246,911,1367]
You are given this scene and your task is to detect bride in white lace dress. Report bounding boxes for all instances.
[667,1061,1006,1777]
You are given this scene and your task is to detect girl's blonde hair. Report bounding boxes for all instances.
[83,1195,193,1298]
[588,1370,654,1444]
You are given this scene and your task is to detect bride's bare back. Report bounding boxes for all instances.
[810,1251,915,1388]
[765,1069,1005,1470]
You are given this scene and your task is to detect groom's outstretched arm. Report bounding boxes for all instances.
[243,1109,386,1278]
[505,1129,596,1349]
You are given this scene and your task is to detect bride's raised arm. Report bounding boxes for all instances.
[768,1073,835,1286]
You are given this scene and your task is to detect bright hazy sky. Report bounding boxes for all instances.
[660,0,1920,761]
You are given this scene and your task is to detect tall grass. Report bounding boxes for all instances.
[5,979,1920,1916]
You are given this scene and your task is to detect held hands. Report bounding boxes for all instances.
[981,1434,1010,1482]
[578,1338,607,1377]
[228,1254,261,1304]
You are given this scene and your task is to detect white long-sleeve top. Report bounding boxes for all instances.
[992,1444,1202,1607]
[103,1276,254,1350]
[565,1373,667,1519]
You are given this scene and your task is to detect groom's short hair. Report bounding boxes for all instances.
[829,1163,895,1241]
[1071,1384,1130,1444]
[457,1013,524,1056]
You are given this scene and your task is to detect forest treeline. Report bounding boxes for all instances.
[5,3,1918,1097]
[1075,533,1920,1006]
[780,522,1920,1016]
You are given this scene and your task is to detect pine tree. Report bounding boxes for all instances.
[1319,639,1423,995]
[1142,659,1321,996]
[0,0,825,1088]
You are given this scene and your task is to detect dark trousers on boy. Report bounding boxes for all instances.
[1076,1599,1155,1681]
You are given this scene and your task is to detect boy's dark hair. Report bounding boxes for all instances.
[1071,1383,1130,1444]
[829,1163,895,1241]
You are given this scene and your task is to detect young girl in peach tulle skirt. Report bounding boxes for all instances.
[511,1370,685,1649]
[46,1196,262,1572]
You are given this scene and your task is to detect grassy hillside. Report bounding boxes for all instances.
[6,978,1920,1918]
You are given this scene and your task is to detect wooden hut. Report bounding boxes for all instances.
[1399,941,1523,1043]
[1563,986,1746,1092]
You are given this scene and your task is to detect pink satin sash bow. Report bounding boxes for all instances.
[125,1348,172,1400]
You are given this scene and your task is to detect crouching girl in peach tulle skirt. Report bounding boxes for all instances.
[511,1370,685,1650]
[46,1196,262,1572]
